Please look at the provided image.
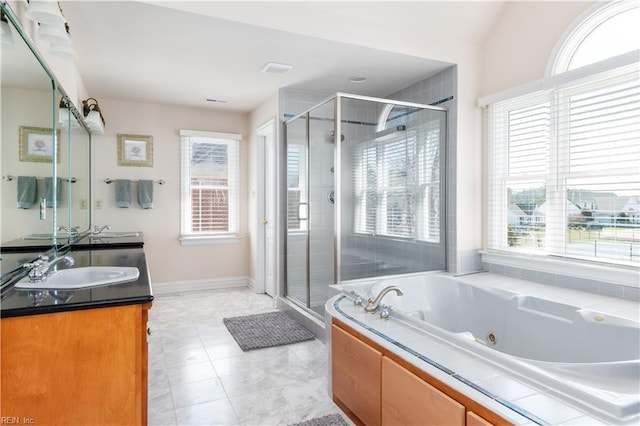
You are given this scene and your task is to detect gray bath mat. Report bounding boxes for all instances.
[289,414,350,426]
[223,311,314,351]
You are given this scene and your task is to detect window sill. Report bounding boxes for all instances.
[480,250,639,287]
[179,234,241,246]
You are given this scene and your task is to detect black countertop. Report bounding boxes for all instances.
[0,232,144,253]
[0,247,153,318]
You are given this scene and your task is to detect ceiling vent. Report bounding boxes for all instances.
[261,62,293,75]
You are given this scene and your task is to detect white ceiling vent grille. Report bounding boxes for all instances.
[261,62,293,74]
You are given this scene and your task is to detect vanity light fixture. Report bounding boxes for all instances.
[38,21,71,45]
[25,0,66,25]
[48,22,76,59]
[58,97,82,130]
[0,9,15,49]
[82,98,105,136]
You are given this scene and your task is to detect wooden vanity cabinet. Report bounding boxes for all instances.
[1,303,151,425]
[332,319,511,426]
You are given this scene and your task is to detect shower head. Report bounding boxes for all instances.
[330,130,345,143]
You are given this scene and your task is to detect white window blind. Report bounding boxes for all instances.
[287,145,307,232]
[487,62,640,265]
[180,130,240,242]
[353,120,442,241]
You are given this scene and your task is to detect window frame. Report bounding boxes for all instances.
[353,120,443,243]
[179,129,241,245]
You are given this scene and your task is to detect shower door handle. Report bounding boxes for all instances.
[298,203,308,221]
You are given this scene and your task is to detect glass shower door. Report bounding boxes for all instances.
[307,101,335,315]
[285,115,309,306]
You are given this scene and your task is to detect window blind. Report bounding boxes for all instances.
[287,146,307,231]
[487,62,640,265]
[180,131,240,237]
[353,119,442,241]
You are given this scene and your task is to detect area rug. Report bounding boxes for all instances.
[289,414,350,426]
[223,311,314,351]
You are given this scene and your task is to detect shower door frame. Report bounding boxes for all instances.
[283,92,448,316]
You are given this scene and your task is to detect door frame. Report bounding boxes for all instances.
[256,118,277,296]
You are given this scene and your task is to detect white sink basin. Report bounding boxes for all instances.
[89,232,139,239]
[15,267,140,290]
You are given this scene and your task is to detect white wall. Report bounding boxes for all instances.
[91,98,250,283]
[481,1,595,96]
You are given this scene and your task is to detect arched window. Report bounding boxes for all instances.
[547,0,639,75]
[483,0,640,273]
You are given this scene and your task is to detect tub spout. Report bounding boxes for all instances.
[365,285,403,313]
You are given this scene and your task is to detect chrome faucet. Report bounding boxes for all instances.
[364,285,404,313]
[57,225,79,234]
[24,254,75,282]
[93,225,111,235]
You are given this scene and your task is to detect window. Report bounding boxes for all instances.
[549,0,639,75]
[354,120,442,242]
[486,62,640,265]
[180,130,241,244]
[287,145,307,232]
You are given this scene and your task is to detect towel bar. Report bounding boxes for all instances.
[104,178,165,185]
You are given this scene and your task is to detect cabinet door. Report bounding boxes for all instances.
[1,305,145,425]
[332,325,382,426]
[382,357,465,426]
[467,411,495,426]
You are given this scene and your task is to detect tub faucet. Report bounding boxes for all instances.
[365,285,404,313]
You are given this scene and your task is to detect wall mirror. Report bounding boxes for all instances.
[1,3,91,249]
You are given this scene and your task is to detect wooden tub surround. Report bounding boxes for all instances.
[331,318,512,426]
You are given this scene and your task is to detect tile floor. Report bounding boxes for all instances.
[147,287,350,426]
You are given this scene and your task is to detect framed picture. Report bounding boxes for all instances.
[117,134,153,167]
[19,126,61,163]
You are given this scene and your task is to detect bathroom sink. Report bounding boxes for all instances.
[15,266,140,290]
[89,232,140,239]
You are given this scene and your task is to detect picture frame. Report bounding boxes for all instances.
[19,126,61,163]
[117,134,153,167]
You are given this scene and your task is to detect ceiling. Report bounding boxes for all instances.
[59,1,507,113]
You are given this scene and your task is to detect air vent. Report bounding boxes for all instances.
[206,98,228,104]
[261,62,293,75]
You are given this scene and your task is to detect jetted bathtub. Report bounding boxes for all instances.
[352,274,640,422]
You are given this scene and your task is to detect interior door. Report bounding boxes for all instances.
[264,125,276,297]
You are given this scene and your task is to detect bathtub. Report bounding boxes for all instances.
[334,273,640,423]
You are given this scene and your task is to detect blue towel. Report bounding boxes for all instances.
[115,180,131,208]
[16,176,37,209]
[44,177,62,208]
[137,180,154,209]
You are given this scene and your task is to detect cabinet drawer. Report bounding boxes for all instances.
[332,325,382,426]
[382,357,465,426]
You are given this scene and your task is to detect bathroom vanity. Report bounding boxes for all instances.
[0,247,153,425]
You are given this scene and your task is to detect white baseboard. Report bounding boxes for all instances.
[247,277,256,292]
[152,276,250,295]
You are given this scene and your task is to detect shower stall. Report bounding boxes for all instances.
[284,93,447,316]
